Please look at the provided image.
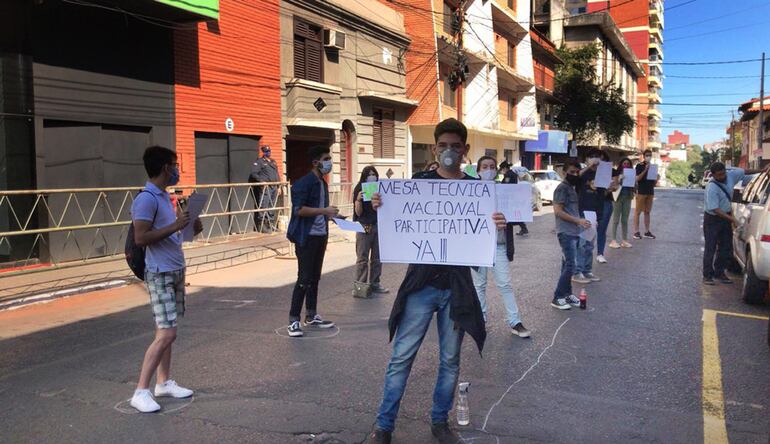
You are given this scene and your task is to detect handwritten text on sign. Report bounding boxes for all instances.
[377,179,497,267]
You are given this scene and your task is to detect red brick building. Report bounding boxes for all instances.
[667,130,690,146]
[174,0,283,185]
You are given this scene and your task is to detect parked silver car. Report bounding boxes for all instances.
[730,172,770,304]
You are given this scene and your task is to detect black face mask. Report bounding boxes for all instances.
[566,174,581,186]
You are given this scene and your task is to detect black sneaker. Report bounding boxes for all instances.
[430,422,460,444]
[511,323,531,338]
[633,232,642,240]
[372,284,390,294]
[644,231,656,239]
[716,275,732,284]
[703,277,716,286]
[368,429,392,444]
[304,314,335,328]
[287,321,304,337]
[516,230,529,236]
[551,297,571,310]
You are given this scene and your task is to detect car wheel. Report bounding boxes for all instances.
[741,253,768,305]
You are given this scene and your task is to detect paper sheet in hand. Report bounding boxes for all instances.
[182,193,208,242]
[594,161,613,189]
[580,210,597,242]
[376,179,496,267]
[333,218,366,233]
[361,182,378,202]
[495,183,533,222]
[647,164,658,181]
[622,168,636,187]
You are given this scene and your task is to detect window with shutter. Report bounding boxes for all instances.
[294,19,323,83]
[373,108,395,159]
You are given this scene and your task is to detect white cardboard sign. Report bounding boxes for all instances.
[647,164,659,181]
[496,183,533,222]
[580,210,597,242]
[622,168,636,187]
[594,161,613,189]
[377,179,497,267]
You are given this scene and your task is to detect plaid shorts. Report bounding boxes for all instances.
[145,269,186,329]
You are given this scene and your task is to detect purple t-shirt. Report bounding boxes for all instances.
[131,182,185,273]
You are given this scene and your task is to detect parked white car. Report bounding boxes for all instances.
[531,169,562,203]
[731,172,770,304]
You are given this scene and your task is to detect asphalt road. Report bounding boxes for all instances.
[0,189,768,443]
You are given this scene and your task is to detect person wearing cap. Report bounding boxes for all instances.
[248,145,280,233]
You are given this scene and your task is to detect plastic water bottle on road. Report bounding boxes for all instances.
[456,382,470,426]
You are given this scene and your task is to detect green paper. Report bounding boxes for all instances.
[362,182,378,201]
[464,164,478,178]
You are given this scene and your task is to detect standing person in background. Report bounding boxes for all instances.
[574,149,604,284]
[472,156,530,337]
[702,162,761,285]
[551,159,592,310]
[285,145,339,338]
[609,157,635,249]
[248,145,280,233]
[595,151,617,264]
[633,149,657,240]
[352,166,389,296]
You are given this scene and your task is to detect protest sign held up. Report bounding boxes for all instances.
[377,179,497,267]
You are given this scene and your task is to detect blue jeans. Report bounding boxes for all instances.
[471,243,521,327]
[375,286,464,432]
[555,233,578,300]
[576,236,594,275]
[596,201,613,255]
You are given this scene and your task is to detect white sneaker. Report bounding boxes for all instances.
[155,380,193,398]
[596,255,607,264]
[131,389,161,413]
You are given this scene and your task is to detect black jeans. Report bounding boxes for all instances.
[290,235,328,322]
[703,213,732,279]
[254,185,277,230]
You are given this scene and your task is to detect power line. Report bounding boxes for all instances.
[664,58,764,65]
[665,74,763,79]
[664,1,770,31]
[666,19,770,43]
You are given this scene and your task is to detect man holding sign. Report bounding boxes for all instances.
[368,119,506,444]
[633,149,658,240]
[551,160,592,310]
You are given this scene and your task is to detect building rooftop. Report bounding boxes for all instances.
[563,12,645,77]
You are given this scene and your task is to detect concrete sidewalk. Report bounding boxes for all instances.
[0,229,349,309]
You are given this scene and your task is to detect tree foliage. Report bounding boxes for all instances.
[554,44,635,145]
[667,161,692,187]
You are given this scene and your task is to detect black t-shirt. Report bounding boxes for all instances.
[410,169,477,290]
[636,163,656,195]
[577,169,605,215]
[352,183,377,225]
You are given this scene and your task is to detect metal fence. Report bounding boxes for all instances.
[0,181,355,271]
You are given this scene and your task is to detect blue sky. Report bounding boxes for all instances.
[661,0,770,146]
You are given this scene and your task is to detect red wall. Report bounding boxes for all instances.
[668,130,690,145]
[377,0,441,125]
[174,0,283,185]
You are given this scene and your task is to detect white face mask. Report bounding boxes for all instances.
[479,170,497,181]
[366,175,378,182]
[318,160,332,175]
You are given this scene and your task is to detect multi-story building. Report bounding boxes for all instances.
[383,0,538,173]
[583,0,664,154]
[738,95,770,168]
[279,0,413,183]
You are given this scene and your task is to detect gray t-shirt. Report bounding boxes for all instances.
[309,177,327,236]
[553,181,580,236]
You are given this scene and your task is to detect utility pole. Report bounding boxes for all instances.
[759,52,765,163]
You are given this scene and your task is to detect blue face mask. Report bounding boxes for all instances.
[262,149,271,158]
[168,166,180,186]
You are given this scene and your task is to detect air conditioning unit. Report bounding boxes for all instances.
[323,29,346,50]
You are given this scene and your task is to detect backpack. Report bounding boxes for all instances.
[125,190,158,280]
